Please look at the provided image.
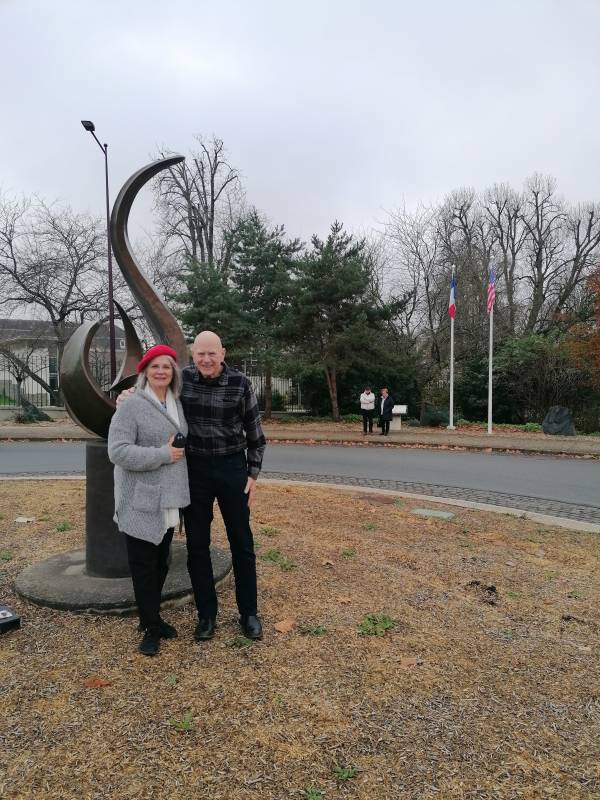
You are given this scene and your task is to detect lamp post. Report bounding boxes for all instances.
[81,120,117,385]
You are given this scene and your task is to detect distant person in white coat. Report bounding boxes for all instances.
[359,386,375,434]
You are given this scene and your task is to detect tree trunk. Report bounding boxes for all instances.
[324,365,340,421]
[263,364,273,420]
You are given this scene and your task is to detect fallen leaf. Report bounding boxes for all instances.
[322,559,334,568]
[337,596,352,605]
[400,656,423,667]
[83,677,111,688]
[505,561,516,567]
[274,619,296,633]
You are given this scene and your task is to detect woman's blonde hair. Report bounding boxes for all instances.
[135,355,182,396]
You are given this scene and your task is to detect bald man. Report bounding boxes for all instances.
[181,331,266,641]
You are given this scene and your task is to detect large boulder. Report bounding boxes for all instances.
[542,406,575,436]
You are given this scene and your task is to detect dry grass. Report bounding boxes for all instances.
[0,480,599,800]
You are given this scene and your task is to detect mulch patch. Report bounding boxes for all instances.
[0,480,599,799]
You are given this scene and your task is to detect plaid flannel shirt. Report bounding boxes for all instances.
[180,363,266,478]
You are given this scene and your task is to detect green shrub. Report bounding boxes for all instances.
[420,406,449,427]
[270,390,285,411]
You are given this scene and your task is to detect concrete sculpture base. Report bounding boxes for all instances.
[15,543,231,614]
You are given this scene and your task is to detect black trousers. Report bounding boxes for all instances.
[362,409,374,433]
[125,528,173,631]
[184,451,257,620]
[381,418,390,434]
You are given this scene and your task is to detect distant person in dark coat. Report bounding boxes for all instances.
[377,387,394,435]
[359,386,375,434]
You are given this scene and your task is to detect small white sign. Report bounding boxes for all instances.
[392,405,407,415]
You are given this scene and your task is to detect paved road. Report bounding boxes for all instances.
[1,441,598,523]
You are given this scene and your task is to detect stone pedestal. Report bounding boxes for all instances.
[85,440,129,578]
[15,543,230,614]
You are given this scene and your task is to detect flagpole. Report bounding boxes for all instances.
[447,268,456,430]
[487,305,493,435]
[448,313,455,429]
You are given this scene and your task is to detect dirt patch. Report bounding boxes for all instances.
[1,481,599,799]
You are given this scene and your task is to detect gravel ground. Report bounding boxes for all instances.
[0,481,599,800]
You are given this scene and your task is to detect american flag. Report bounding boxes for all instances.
[487,270,496,314]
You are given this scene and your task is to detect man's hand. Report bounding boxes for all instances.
[244,476,257,507]
[115,386,136,407]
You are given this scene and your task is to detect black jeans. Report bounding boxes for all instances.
[362,409,374,433]
[125,528,173,632]
[381,419,390,434]
[184,451,257,620]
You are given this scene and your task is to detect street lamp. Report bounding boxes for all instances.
[81,119,117,385]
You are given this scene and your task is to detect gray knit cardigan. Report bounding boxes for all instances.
[107,391,190,544]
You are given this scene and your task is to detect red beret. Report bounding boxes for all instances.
[136,345,178,374]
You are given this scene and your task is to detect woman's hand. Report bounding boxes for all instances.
[167,435,185,463]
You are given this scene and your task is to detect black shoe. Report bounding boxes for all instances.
[158,618,178,639]
[194,617,216,641]
[139,628,160,656]
[240,615,263,640]
[138,618,178,639]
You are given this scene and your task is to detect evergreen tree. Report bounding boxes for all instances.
[231,210,302,416]
[172,260,251,354]
[284,221,394,420]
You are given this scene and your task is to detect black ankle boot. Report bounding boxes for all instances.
[240,615,263,640]
[139,628,160,656]
[194,617,216,641]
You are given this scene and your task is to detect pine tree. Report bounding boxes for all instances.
[231,210,302,416]
[284,221,391,420]
[172,260,251,353]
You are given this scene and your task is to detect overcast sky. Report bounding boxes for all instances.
[1,0,599,243]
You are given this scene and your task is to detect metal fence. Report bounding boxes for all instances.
[0,352,305,413]
[0,353,59,407]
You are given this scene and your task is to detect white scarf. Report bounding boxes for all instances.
[144,385,182,531]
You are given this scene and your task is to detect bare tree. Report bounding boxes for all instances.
[484,184,528,334]
[519,174,566,333]
[385,204,444,355]
[550,202,600,326]
[0,197,107,366]
[154,136,246,275]
[438,189,499,352]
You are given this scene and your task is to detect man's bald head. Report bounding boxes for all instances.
[193,330,223,350]
[191,330,226,378]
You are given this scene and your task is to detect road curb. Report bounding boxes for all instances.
[2,473,597,535]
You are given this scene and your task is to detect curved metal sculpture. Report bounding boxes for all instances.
[60,155,188,438]
[110,155,188,366]
[61,301,143,438]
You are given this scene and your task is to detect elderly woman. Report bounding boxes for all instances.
[108,345,190,656]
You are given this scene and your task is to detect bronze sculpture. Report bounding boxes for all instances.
[60,155,188,438]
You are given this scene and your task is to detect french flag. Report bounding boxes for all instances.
[448,273,457,319]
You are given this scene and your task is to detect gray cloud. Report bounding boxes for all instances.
[1,0,599,241]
